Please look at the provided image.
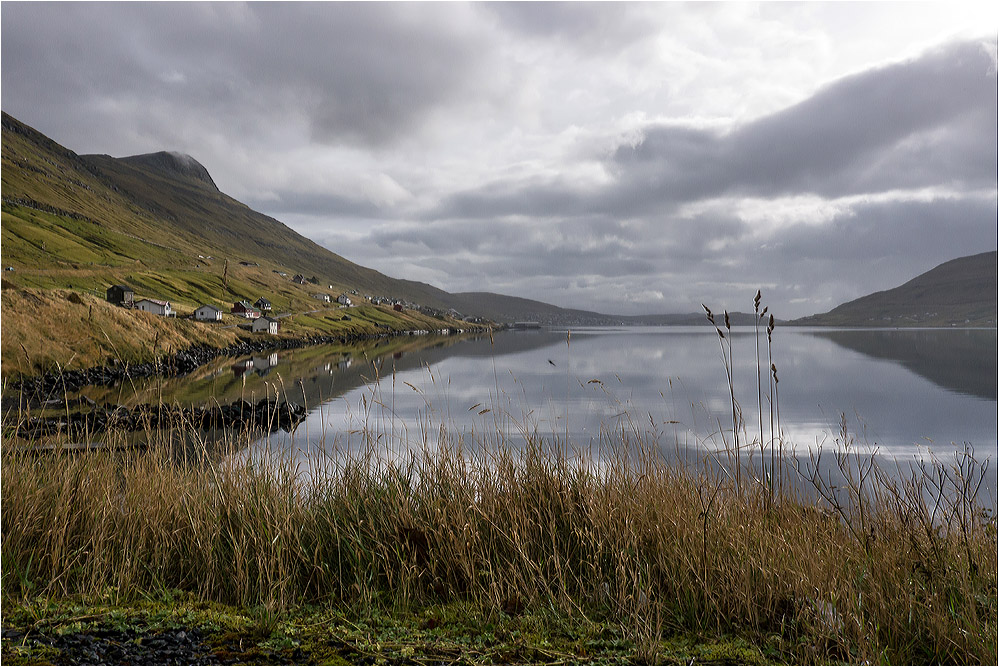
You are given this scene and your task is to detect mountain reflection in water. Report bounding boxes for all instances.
[61,326,996,465]
[232,327,996,462]
[806,328,997,401]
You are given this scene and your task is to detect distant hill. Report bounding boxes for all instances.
[448,292,617,326]
[447,292,763,327]
[793,252,997,327]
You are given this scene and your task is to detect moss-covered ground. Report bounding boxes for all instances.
[1,589,780,665]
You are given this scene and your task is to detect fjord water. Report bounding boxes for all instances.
[248,326,997,466]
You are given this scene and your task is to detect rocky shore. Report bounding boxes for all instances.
[15,398,309,440]
[11,329,456,402]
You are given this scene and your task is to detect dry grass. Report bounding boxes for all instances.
[1,288,240,376]
[2,413,994,664]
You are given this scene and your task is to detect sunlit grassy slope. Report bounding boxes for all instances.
[1,112,462,306]
[1,112,483,374]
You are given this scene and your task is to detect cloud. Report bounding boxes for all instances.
[2,2,494,151]
[1,3,995,318]
[432,39,997,221]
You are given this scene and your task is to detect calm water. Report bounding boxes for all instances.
[61,326,995,479]
[238,326,996,465]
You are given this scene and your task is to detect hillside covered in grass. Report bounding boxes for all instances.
[1,112,464,308]
[1,113,487,375]
[793,252,997,327]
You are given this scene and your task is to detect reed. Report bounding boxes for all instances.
[2,300,996,664]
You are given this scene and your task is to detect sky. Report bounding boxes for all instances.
[2,2,997,318]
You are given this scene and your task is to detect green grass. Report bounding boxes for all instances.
[0,588,780,665]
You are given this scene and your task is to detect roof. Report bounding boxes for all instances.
[109,284,134,291]
[197,304,222,312]
[137,298,170,307]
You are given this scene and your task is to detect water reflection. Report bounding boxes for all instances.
[247,326,996,462]
[55,326,995,473]
[67,333,505,409]
[227,326,997,505]
[806,328,997,400]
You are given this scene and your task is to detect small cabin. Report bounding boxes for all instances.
[194,304,223,322]
[232,300,261,319]
[106,284,135,307]
[135,298,173,317]
[393,303,404,312]
[251,316,280,335]
[312,293,331,303]
[254,297,272,312]
[337,294,352,306]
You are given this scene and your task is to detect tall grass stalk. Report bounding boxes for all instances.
[754,291,766,496]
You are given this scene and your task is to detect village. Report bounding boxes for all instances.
[103,266,487,339]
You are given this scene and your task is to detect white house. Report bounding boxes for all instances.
[194,304,223,322]
[251,316,280,334]
[251,353,278,376]
[135,298,173,317]
[337,294,352,306]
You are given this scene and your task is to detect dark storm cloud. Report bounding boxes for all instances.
[483,1,660,50]
[609,39,997,201]
[772,196,999,264]
[433,39,997,220]
[1,2,486,151]
[333,211,750,299]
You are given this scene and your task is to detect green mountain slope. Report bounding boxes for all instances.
[1,112,459,311]
[0,112,730,326]
[793,252,997,327]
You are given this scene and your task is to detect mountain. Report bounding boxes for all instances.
[793,252,997,327]
[1,112,461,312]
[447,292,618,326]
[119,151,220,191]
[0,112,740,327]
[5,112,992,330]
